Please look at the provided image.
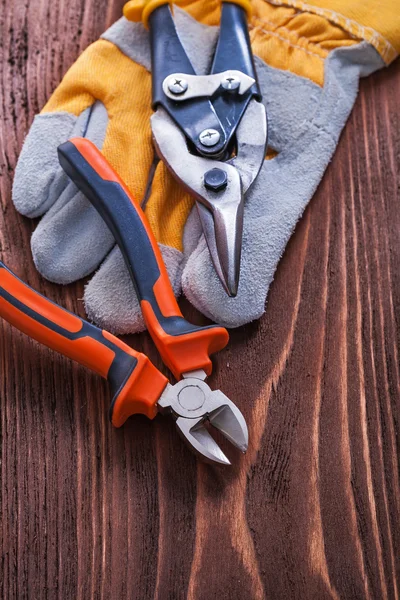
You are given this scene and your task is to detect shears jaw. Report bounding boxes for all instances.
[151,99,267,296]
[157,372,248,465]
[196,198,244,297]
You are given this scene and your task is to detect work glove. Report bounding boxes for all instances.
[13,0,400,333]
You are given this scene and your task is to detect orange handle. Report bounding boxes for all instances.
[58,138,229,379]
[0,262,168,423]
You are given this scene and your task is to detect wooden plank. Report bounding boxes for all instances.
[0,1,399,598]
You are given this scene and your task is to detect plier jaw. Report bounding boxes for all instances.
[148,2,268,295]
[157,370,248,465]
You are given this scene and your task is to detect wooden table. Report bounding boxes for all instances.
[1,2,399,598]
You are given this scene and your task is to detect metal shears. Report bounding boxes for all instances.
[147,1,268,296]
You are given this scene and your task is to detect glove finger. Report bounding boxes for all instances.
[29,101,114,283]
[13,111,78,218]
[13,100,108,219]
[31,181,115,283]
[182,126,337,328]
[84,243,184,335]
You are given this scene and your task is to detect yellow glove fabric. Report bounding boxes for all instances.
[266,0,400,64]
[174,0,399,84]
[123,0,253,26]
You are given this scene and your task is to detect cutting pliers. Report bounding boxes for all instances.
[138,0,268,296]
[0,138,248,465]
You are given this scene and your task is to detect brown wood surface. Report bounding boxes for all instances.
[0,1,399,598]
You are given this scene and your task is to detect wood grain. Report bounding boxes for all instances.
[0,1,399,598]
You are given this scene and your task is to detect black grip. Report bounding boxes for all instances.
[148,4,226,156]
[57,140,217,337]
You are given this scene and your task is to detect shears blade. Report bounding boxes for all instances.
[151,99,267,295]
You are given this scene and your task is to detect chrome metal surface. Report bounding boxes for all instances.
[167,76,188,95]
[199,129,221,147]
[162,70,254,102]
[220,74,241,92]
[151,99,267,295]
[182,369,208,381]
[157,374,248,465]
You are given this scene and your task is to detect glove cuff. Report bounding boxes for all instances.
[123,0,172,27]
[123,0,252,28]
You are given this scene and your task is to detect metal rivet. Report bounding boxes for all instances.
[199,128,221,147]
[204,168,228,192]
[167,77,188,95]
[221,74,240,92]
[178,385,206,411]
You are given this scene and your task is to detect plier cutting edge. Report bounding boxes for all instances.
[0,139,248,465]
[126,0,268,296]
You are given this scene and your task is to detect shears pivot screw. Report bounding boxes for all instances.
[204,168,228,192]
[167,77,188,95]
[221,74,241,92]
[199,129,221,147]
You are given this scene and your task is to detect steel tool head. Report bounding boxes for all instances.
[157,370,248,465]
[151,99,267,296]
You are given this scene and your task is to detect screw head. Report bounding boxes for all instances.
[204,168,228,192]
[221,74,240,92]
[167,77,188,95]
[199,128,221,147]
